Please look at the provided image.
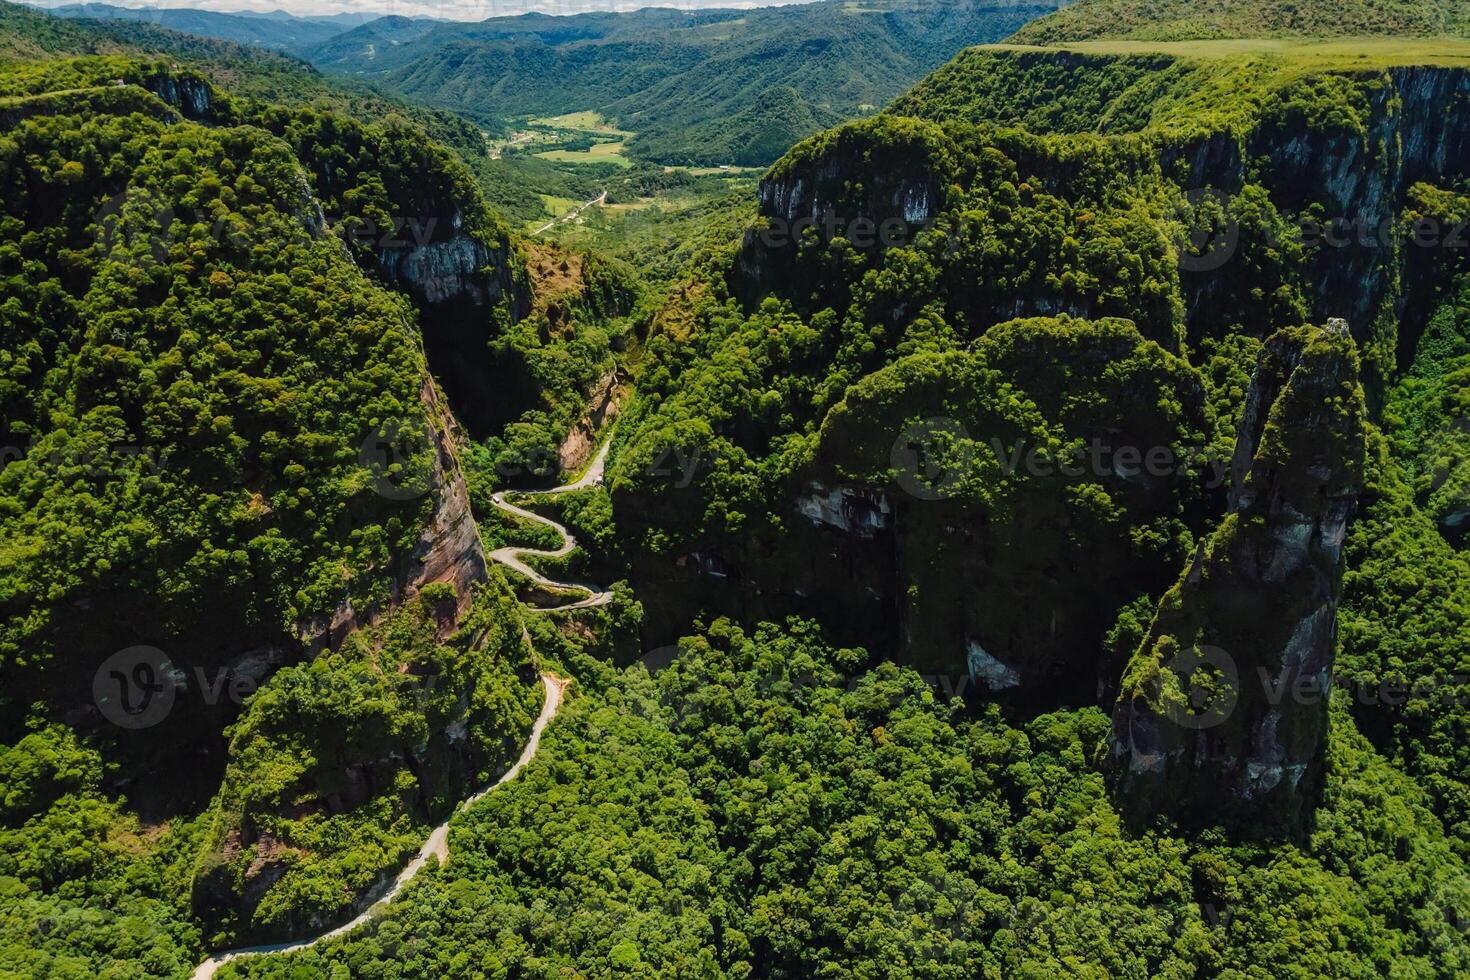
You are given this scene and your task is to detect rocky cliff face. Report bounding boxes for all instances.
[373,217,532,438]
[786,52,1470,385]
[373,211,518,308]
[299,379,488,652]
[558,370,621,473]
[141,67,219,122]
[1164,65,1470,382]
[189,377,521,943]
[618,315,1209,701]
[1109,321,1365,831]
[730,117,956,307]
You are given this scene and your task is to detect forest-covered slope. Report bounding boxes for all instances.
[604,24,1470,857]
[0,22,589,961]
[35,3,362,50]
[888,45,1470,384]
[213,619,1470,977]
[0,0,491,160]
[7,0,1470,976]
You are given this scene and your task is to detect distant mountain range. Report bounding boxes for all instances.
[23,2,422,49]
[303,0,1058,164]
[14,0,1059,165]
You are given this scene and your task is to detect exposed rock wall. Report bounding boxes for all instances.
[558,371,622,474]
[141,68,219,122]
[1109,321,1365,831]
[796,482,894,538]
[1166,66,1470,379]
[746,55,1470,383]
[730,117,956,307]
[373,212,518,309]
[299,380,488,652]
[618,317,1208,695]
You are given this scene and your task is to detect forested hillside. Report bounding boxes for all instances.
[304,0,1057,166]
[0,2,641,965]
[214,619,1470,977]
[592,11,1470,966]
[7,0,1470,976]
[0,1,490,158]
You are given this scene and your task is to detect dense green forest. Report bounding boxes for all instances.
[5,0,1470,976]
[0,3,633,966]
[591,11,1470,974]
[215,619,1470,977]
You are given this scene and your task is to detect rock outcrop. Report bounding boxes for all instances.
[1109,321,1365,831]
[1172,66,1470,378]
[373,210,518,309]
[141,67,219,122]
[730,116,957,307]
[617,316,1210,698]
[299,379,488,652]
[380,217,532,438]
[558,371,622,474]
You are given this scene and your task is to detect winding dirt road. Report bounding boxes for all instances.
[489,439,614,609]
[191,674,567,979]
[191,444,613,977]
[531,190,607,236]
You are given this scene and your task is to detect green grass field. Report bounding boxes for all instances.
[541,175,757,285]
[537,193,583,216]
[528,110,634,136]
[989,36,1470,68]
[684,165,765,177]
[535,140,634,167]
[525,110,637,168]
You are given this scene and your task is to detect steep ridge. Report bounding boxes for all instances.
[1110,321,1366,830]
[190,438,612,954]
[191,672,569,980]
[610,23,1470,835]
[0,50,569,950]
[889,46,1470,384]
[489,439,616,611]
[41,3,356,50]
[295,379,488,652]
